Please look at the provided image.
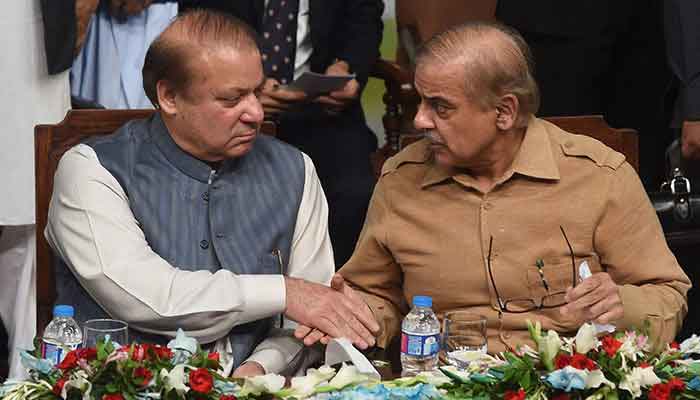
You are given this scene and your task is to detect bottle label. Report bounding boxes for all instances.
[401,332,440,357]
[41,340,79,366]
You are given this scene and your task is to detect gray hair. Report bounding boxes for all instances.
[416,21,540,127]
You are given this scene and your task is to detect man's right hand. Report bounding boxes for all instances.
[682,121,700,160]
[284,275,379,349]
[259,78,308,116]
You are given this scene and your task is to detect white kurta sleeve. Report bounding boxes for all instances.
[45,144,286,343]
[244,153,335,374]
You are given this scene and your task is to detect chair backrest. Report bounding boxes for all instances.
[544,115,639,172]
[35,109,155,333]
[34,108,277,333]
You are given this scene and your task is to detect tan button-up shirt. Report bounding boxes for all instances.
[340,117,690,353]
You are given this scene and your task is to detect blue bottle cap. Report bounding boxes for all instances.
[53,305,74,318]
[412,295,432,308]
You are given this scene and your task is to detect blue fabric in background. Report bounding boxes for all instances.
[70,2,178,109]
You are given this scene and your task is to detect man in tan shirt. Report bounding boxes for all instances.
[336,21,691,354]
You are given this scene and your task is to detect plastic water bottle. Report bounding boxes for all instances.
[41,305,82,365]
[400,295,440,376]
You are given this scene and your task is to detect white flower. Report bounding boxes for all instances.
[61,370,92,400]
[160,364,189,396]
[619,367,661,398]
[681,334,700,355]
[240,373,285,396]
[585,369,615,389]
[290,365,337,398]
[575,323,598,354]
[327,363,372,389]
[538,329,562,370]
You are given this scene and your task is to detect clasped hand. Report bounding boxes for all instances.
[560,271,623,325]
[285,274,378,350]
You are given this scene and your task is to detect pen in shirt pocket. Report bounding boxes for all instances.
[272,248,285,328]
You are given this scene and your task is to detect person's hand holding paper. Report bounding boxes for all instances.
[259,78,309,116]
[314,60,361,116]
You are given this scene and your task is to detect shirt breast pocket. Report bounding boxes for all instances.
[525,255,603,303]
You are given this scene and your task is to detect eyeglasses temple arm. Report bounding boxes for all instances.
[486,236,505,311]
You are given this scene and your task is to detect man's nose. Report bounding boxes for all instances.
[414,102,434,131]
[241,94,264,124]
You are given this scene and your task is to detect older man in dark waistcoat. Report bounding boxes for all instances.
[45,10,378,377]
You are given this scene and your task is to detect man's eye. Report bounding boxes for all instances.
[219,97,241,105]
[431,102,450,117]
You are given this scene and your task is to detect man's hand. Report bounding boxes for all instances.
[560,272,623,325]
[682,121,700,160]
[285,275,379,349]
[259,78,308,116]
[232,361,265,378]
[314,60,360,115]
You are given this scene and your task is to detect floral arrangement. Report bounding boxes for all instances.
[439,321,700,400]
[4,324,700,400]
[0,329,446,400]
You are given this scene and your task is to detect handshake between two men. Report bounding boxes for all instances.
[285,274,378,350]
[232,274,377,378]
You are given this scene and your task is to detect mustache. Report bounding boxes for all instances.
[423,131,445,145]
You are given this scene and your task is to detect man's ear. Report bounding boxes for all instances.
[495,94,520,130]
[156,80,178,116]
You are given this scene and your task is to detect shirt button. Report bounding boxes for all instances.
[199,240,209,249]
[215,233,224,239]
[483,202,493,210]
[202,192,209,202]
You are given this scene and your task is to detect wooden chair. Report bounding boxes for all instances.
[35,109,155,334]
[544,115,639,172]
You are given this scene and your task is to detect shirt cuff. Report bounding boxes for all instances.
[238,275,286,319]
[245,348,285,374]
[245,334,305,374]
[617,284,647,331]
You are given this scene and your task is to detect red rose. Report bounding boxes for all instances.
[571,354,597,370]
[504,388,526,400]
[208,352,220,362]
[76,347,97,361]
[601,336,622,357]
[220,395,237,400]
[648,383,671,400]
[551,394,570,400]
[57,350,79,370]
[667,377,686,392]
[555,354,572,369]
[131,344,149,361]
[53,377,67,395]
[153,345,172,359]
[189,368,214,393]
[102,394,125,400]
[670,341,680,350]
[133,367,154,386]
